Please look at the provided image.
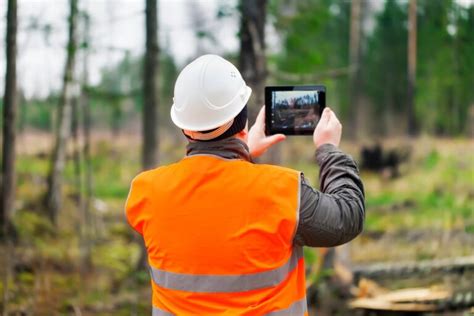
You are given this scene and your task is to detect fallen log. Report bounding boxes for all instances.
[376,287,450,303]
[350,298,438,312]
[353,256,474,281]
[351,287,474,313]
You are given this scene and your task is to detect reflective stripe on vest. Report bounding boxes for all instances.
[152,307,173,316]
[152,296,307,316]
[265,296,307,316]
[149,247,303,293]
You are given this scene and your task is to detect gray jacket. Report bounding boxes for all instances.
[187,138,365,247]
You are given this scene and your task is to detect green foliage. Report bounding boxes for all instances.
[416,0,474,135]
[92,239,138,280]
[304,246,318,266]
[85,141,137,199]
[269,0,473,136]
[270,0,351,114]
[17,50,178,133]
[466,224,474,234]
[362,0,474,135]
[18,96,57,131]
[13,210,55,240]
[273,1,331,72]
[365,0,408,128]
[16,155,49,178]
[91,49,178,131]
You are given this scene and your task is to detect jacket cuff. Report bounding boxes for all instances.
[315,143,341,165]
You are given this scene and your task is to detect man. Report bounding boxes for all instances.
[126,54,365,316]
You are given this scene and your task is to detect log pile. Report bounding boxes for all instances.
[348,257,474,313]
[351,286,450,312]
[351,284,474,313]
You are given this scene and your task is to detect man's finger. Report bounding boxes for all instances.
[328,111,340,127]
[263,134,286,147]
[322,107,331,122]
[317,107,331,128]
[255,106,265,126]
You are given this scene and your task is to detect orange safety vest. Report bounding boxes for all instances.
[126,154,307,315]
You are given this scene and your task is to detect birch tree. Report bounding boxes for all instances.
[45,0,79,224]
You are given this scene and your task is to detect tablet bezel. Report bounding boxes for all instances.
[265,85,326,135]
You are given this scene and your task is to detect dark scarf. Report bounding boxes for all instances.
[186,137,252,162]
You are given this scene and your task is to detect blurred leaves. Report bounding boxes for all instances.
[268,0,473,135]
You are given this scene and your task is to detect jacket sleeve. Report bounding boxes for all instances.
[125,173,150,235]
[293,144,365,247]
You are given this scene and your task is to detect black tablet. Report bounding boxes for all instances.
[265,85,326,135]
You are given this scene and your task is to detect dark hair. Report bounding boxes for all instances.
[184,106,248,142]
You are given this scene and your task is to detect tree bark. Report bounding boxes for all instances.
[407,0,418,136]
[239,0,277,162]
[81,11,93,272]
[1,0,18,236]
[45,0,78,225]
[1,1,17,312]
[239,0,267,122]
[348,0,362,140]
[142,0,159,170]
[137,0,160,269]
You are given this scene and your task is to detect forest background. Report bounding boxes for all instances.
[0,0,473,314]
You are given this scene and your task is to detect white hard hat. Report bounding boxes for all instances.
[171,54,252,131]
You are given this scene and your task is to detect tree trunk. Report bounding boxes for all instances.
[45,0,78,225]
[348,0,362,140]
[142,0,159,170]
[239,0,267,122]
[71,94,88,271]
[239,0,276,162]
[81,11,93,272]
[407,0,418,136]
[1,1,17,312]
[137,0,160,269]
[1,0,18,237]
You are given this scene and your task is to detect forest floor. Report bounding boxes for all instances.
[1,131,473,315]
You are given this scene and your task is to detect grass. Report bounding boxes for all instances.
[361,146,473,232]
[4,134,474,313]
[351,138,474,262]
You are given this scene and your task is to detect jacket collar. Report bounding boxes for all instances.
[186,137,252,162]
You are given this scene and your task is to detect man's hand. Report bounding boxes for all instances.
[313,107,342,149]
[248,106,286,158]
